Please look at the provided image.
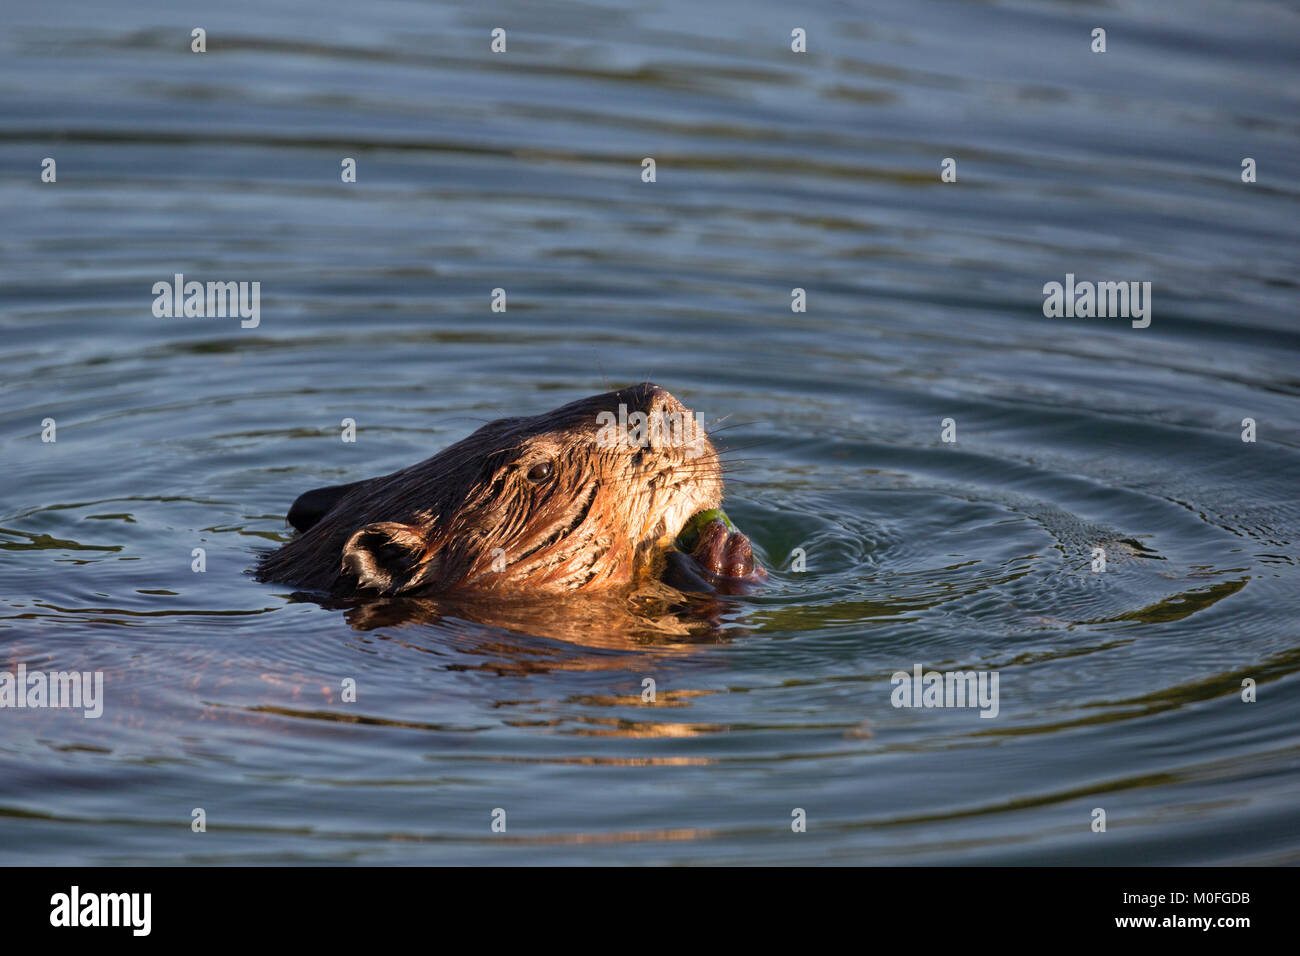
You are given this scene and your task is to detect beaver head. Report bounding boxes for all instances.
[256,383,724,596]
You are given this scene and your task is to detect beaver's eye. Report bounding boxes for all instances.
[526,460,554,482]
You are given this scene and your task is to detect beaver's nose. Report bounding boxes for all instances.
[623,383,701,452]
[627,382,685,418]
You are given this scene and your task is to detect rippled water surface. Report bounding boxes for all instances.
[2,0,1299,864]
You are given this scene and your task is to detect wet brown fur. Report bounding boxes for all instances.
[256,383,723,596]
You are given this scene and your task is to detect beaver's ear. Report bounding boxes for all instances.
[288,480,367,532]
[341,522,428,594]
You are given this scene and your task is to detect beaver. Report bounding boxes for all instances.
[257,383,761,598]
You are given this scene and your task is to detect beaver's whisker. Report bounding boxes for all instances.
[714,445,774,459]
[704,420,760,435]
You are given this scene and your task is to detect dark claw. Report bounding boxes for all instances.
[722,533,754,577]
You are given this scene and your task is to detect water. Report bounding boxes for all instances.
[2,0,1298,864]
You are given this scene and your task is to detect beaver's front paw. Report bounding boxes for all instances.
[689,516,755,577]
[664,517,766,594]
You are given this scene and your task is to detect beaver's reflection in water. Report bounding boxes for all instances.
[292,581,754,656]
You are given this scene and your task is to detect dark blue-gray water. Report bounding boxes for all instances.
[1,0,1298,864]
